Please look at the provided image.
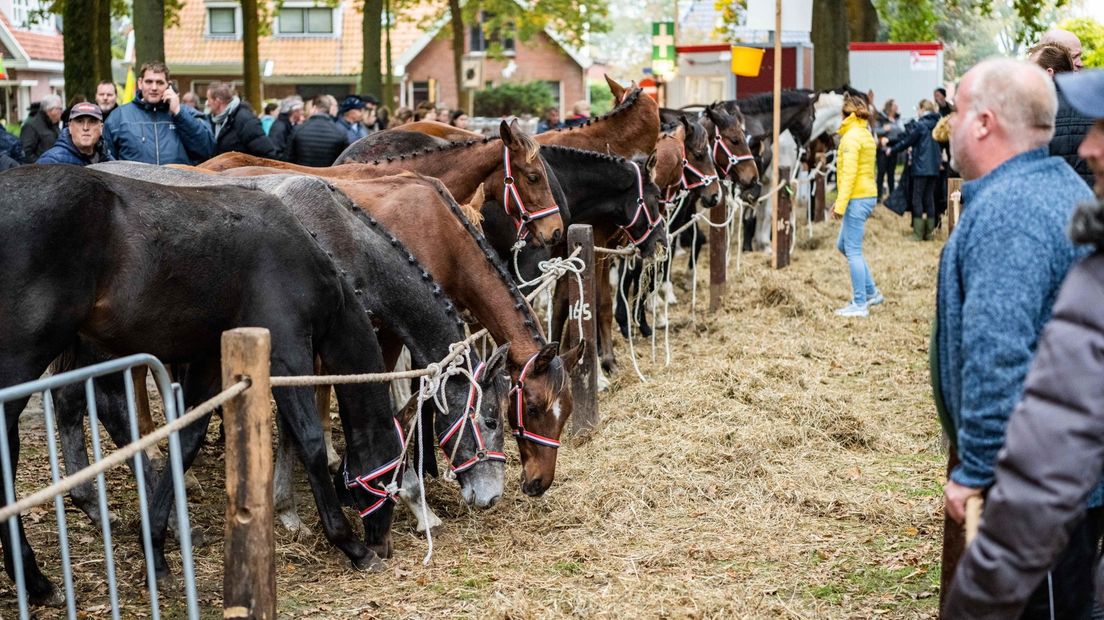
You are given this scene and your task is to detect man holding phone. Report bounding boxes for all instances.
[103,61,214,164]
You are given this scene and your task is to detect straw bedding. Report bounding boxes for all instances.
[6,210,946,618]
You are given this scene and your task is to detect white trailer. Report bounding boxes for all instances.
[848,42,945,121]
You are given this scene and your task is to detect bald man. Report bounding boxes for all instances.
[936,58,1096,618]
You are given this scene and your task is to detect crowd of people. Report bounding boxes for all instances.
[0,60,508,172]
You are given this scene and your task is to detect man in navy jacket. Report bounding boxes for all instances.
[37,102,113,166]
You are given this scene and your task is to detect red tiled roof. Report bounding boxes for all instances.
[0,12,63,62]
[165,0,437,76]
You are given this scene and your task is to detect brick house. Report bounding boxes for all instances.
[164,0,588,116]
[0,0,64,123]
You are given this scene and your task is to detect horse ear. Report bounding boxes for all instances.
[499,120,514,147]
[531,341,560,373]
[559,340,586,373]
[604,74,626,101]
[480,344,511,386]
[645,150,658,180]
[469,183,486,210]
[678,115,691,134]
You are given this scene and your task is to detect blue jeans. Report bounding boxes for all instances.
[836,197,877,305]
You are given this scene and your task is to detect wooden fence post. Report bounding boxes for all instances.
[566,225,599,436]
[814,172,826,223]
[222,328,275,620]
[708,197,728,312]
[773,169,793,269]
[947,178,963,236]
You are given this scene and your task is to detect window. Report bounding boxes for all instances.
[542,81,561,108]
[11,0,29,29]
[469,12,515,54]
[208,7,237,35]
[411,81,431,108]
[278,7,334,35]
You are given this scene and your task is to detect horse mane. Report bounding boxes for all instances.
[539,143,630,165]
[830,84,869,101]
[512,127,541,163]
[543,87,645,136]
[461,184,486,227]
[737,90,814,115]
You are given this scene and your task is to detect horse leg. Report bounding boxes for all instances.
[614,258,632,339]
[273,415,310,538]
[312,356,340,474]
[397,466,442,535]
[596,260,618,376]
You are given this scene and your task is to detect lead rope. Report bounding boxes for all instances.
[617,254,647,382]
[413,375,433,565]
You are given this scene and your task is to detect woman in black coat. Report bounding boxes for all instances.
[887,99,943,240]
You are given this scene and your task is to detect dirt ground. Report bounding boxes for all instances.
[2,209,947,619]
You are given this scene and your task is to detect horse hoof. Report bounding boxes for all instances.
[601,358,618,375]
[352,551,386,573]
[617,324,629,339]
[415,515,443,537]
[278,512,313,541]
[30,587,64,608]
[184,471,201,494]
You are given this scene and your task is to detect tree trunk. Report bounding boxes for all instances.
[62,0,95,101]
[242,0,261,106]
[845,0,879,42]
[94,0,112,84]
[133,0,166,67]
[360,0,383,97]
[812,0,850,90]
[448,0,465,107]
[384,0,394,108]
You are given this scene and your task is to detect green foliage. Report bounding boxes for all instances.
[463,0,609,53]
[589,81,613,115]
[1060,17,1104,68]
[473,81,554,117]
[874,0,938,41]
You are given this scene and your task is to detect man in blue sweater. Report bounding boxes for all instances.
[935,58,1096,615]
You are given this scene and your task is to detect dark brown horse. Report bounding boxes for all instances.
[201,120,565,247]
[536,75,660,158]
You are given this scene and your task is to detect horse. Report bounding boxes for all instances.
[201,120,565,248]
[661,102,759,191]
[0,165,405,603]
[535,75,660,159]
[90,162,514,532]
[187,164,585,497]
[615,117,723,340]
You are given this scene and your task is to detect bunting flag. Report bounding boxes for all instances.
[121,66,136,104]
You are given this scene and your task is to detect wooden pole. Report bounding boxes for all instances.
[566,225,599,436]
[222,328,275,620]
[708,197,727,312]
[776,169,792,268]
[814,169,826,222]
[947,177,963,236]
[965,496,983,545]
[770,0,784,269]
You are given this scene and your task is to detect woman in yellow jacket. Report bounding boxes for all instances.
[833,94,882,318]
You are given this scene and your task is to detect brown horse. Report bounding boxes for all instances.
[535,75,660,159]
[189,164,584,496]
[200,120,565,247]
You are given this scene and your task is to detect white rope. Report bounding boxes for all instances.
[594,245,637,256]
[616,254,647,383]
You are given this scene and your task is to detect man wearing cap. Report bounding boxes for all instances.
[37,102,114,166]
[205,81,278,159]
[943,68,1104,618]
[288,93,348,166]
[336,95,369,145]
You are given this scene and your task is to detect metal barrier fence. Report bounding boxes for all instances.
[0,354,199,620]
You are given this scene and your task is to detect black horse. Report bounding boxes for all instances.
[0,165,402,604]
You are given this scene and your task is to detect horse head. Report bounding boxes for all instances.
[705,103,759,190]
[678,116,723,209]
[497,119,564,247]
[508,341,585,496]
[431,343,511,508]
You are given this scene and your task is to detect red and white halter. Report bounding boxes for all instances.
[676,143,718,193]
[502,145,560,240]
[712,126,755,179]
[508,352,562,449]
[343,418,407,518]
[619,161,664,247]
[436,362,508,473]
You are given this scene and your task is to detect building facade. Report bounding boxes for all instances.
[0,0,64,123]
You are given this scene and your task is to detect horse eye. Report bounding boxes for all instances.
[527,174,539,183]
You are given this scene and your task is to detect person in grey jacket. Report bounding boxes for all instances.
[21,94,62,163]
[944,66,1104,620]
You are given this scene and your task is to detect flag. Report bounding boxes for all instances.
[0,53,8,80]
[121,66,135,104]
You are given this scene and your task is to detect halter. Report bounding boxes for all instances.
[437,362,508,473]
[678,143,718,192]
[508,352,562,449]
[712,126,756,179]
[343,418,407,517]
[619,161,664,247]
[502,145,560,240]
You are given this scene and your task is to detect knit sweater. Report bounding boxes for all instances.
[935,148,1094,491]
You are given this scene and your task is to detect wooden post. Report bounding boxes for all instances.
[566,225,599,436]
[774,170,793,268]
[222,328,275,620]
[814,171,826,223]
[708,197,727,312]
[769,0,784,269]
[947,177,963,236]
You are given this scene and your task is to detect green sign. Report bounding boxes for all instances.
[652,21,675,75]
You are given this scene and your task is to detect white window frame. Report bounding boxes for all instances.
[275,2,341,39]
[204,2,242,40]
[11,0,30,29]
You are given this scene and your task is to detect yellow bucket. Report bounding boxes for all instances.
[731,46,765,77]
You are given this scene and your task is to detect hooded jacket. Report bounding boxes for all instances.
[1050,83,1094,188]
[288,114,347,167]
[36,128,114,166]
[833,113,878,214]
[943,197,1104,618]
[889,111,941,177]
[103,91,214,165]
[21,111,59,163]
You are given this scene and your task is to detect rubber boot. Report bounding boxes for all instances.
[912,217,925,241]
[923,218,935,241]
